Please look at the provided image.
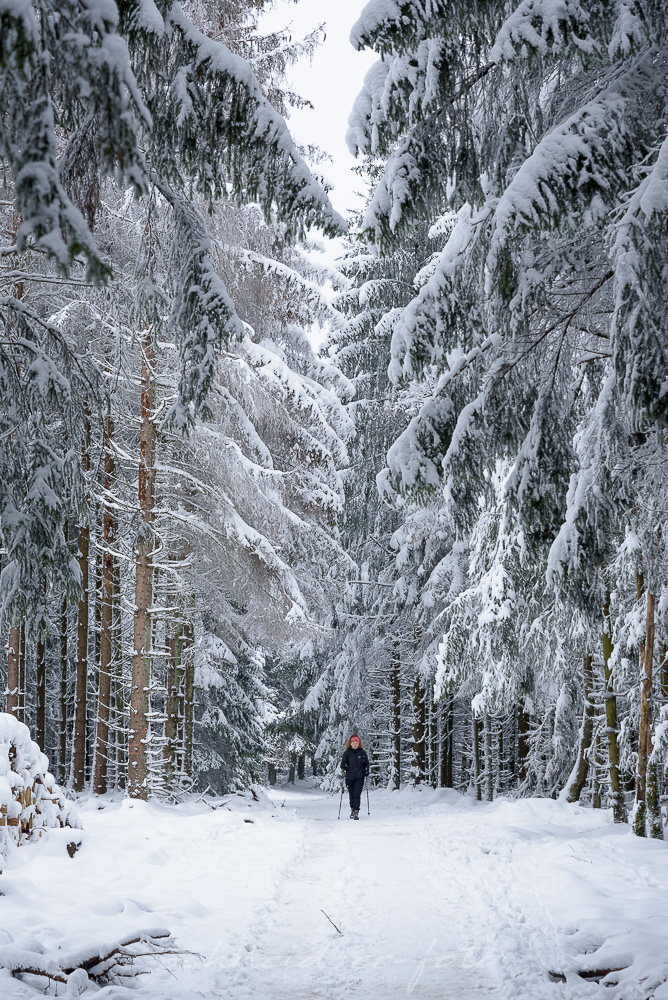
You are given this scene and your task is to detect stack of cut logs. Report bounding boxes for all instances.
[0,713,78,851]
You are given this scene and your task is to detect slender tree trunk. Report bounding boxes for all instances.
[18,619,26,723]
[412,673,426,784]
[390,642,401,789]
[498,720,505,794]
[6,624,20,716]
[172,622,185,779]
[129,330,157,800]
[184,621,195,778]
[60,597,69,784]
[484,716,494,802]
[517,701,530,785]
[164,628,176,781]
[473,714,482,801]
[94,415,116,796]
[592,733,602,808]
[602,593,627,823]
[73,419,91,792]
[36,618,46,751]
[566,654,595,802]
[111,555,124,789]
[440,696,453,788]
[634,586,662,838]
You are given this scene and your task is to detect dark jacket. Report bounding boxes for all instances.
[341,746,369,782]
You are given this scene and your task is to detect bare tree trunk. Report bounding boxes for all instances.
[603,593,627,823]
[498,720,505,794]
[566,654,595,802]
[473,714,482,801]
[440,696,453,788]
[129,329,157,800]
[94,415,116,796]
[18,619,26,723]
[517,701,530,785]
[73,419,91,792]
[390,642,401,790]
[412,672,426,784]
[484,716,494,802]
[634,585,662,838]
[6,625,20,716]
[36,618,46,751]
[60,597,69,784]
[111,556,124,789]
[184,621,195,778]
[164,628,176,782]
[592,733,602,808]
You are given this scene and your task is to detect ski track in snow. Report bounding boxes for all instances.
[2,785,668,999]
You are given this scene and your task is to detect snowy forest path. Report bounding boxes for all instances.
[223,784,498,999]
[8,787,660,1000]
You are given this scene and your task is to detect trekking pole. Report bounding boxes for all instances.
[367,784,370,816]
[338,781,344,820]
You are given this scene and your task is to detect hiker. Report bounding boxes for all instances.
[340,734,369,820]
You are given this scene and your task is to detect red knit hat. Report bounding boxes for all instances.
[350,734,360,741]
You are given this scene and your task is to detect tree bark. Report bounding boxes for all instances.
[389,642,401,790]
[36,618,46,751]
[73,420,91,792]
[6,625,20,716]
[592,734,602,808]
[566,654,595,802]
[602,593,627,823]
[440,696,453,788]
[129,330,157,800]
[634,586,662,838]
[517,701,530,785]
[484,716,494,802]
[60,597,69,783]
[94,415,116,796]
[18,619,26,723]
[412,672,426,784]
[473,713,482,801]
[164,628,176,781]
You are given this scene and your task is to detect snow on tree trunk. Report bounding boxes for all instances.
[6,626,20,717]
[634,587,662,839]
[59,597,68,785]
[73,424,91,793]
[390,644,401,790]
[36,614,46,751]
[602,596,627,824]
[94,414,116,796]
[129,328,157,800]
[412,672,426,784]
[565,655,595,803]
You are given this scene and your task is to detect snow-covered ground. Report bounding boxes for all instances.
[2,784,668,999]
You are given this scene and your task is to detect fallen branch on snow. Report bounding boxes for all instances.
[0,928,187,988]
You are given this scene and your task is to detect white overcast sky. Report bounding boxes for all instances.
[260,0,376,221]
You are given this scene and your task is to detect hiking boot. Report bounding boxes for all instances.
[350,809,355,818]
[353,809,359,820]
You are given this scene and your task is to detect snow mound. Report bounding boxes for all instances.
[0,713,79,853]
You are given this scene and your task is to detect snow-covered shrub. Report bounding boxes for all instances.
[0,714,79,853]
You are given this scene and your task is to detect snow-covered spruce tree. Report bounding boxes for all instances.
[348,1,668,814]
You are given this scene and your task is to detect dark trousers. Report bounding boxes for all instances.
[347,777,364,811]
